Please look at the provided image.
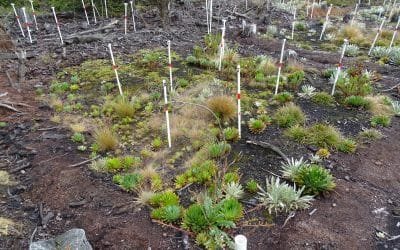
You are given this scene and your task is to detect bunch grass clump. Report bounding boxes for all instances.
[344,95,371,109]
[113,97,136,118]
[208,142,231,159]
[371,115,391,127]
[274,103,306,128]
[151,205,182,223]
[248,119,267,134]
[207,96,236,122]
[223,127,239,142]
[311,92,335,106]
[94,127,119,152]
[293,165,336,195]
[112,173,143,192]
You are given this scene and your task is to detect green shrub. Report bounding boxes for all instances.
[294,165,336,195]
[71,132,85,143]
[113,173,143,192]
[371,115,391,127]
[281,157,309,180]
[307,124,342,149]
[219,198,243,221]
[311,92,335,106]
[122,156,141,169]
[358,129,383,141]
[208,142,231,159]
[149,190,180,208]
[152,137,163,150]
[255,72,266,82]
[248,119,266,134]
[287,70,305,90]
[274,92,294,104]
[245,179,258,193]
[106,157,123,172]
[175,160,218,187]
[50,81,69,94]
[113,98,136,118]
[284,125,308,143]
[183,204,209,233]
[344,95,371,109]
[151,205,182,223]
[337,139,357,153]
[274,103,306,128]
[223,172,240,184]
[337,73,372,97]
[223,127,239,142]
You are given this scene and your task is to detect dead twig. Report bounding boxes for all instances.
[0,103,20,112]
[38,153,69,165]
[152,219,194,237]
[10,163,31,173]
[246,140,289,161]
[37,126,60,131]
[68,156,100,167]
[382,83,400,92]
[282,211,296,228]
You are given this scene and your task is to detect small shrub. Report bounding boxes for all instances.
[122,156,141,169]
[223,182,244,199]
[71,132,85,143]
[207,96,236,122]
[258,114,272,125]
[182,204,209,233]
[337,139,357,153]
[344,95,371,109]
[255,71,266,82]
[208,142,231,159]
[316,148,330,159]
[223,127,239,142]
[94,127,119,152]
[149,190,180,208]
[245,179,258,193]
[307,124,342,149]
[257,177,314,214]
[151,205,182,223]
[294,165,336,195]
[113,98,136,118]
[344,44,359,57]
[298,85,316,99]
[358,128,383,141]
[287,70,305,90]
[151,137,163,150]
[274,92,294,104]
[371,115,391,127]
[176,160,218,187]
[223,172,240,184]
[50,81,69,94]
[219,198,243,221]
[113,173,143,192]
[281,157,309,180]
[248,119,266,134]
[106,157,123,172]
[284,125,308,143]
[274,103,306,128]
[311,92,335,106]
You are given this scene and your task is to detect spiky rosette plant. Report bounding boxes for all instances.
[248,119,266,134]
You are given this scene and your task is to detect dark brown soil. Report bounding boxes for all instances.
[1,2,400,250]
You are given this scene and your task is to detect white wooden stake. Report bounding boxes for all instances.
[104,0,108,18]
[51,7,64,45]
[275,39,286,95]
[29,0,38,31]
[306,0,309,17]
[21,7,32,44]
[291,8,296,40]
[124,3,128,35]
[319,4,332,40]
[237,65,241,139]
[81,0,90,25]
[234,235,247,250]
[368,17,386,55]
[11,4,25,37]
[331,39,348,95]
[242,20,246,32]
[388,0,397,20]
[209,0,213,33]
[206,0,209,34]
[91,0,97,24]
[218,19,227,71]
[167,40,173,92]
[163,80,172,148]
[130,1,137,32]
[390,15,400,48]
[108,43,123,97]
[245,0,248,10]
[350,3,358,25]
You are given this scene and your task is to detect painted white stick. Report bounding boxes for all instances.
[81,0,90,25]
[245,0,248,10]
[368,17,386,55]
[108,43,123,96]
[206,0,209,34]
[167,40,173,92]
[388,0,397,20]
[310,0,315,18]
[51,7,64,45]
[91,0,97,24]
[350,3,358,25]
[209,0,213,33]
[104,0,108,18]
[306,0,309,17]
[29,0,38,31]
[11,4,25,37]
[124,3,128,35]
[331,39,348,95]
[130,1,137,32]
[390,16,400,48]
[218,19,227,71]
[275,39,286,95]
[21,7,32,43]
[163,80,172,148]
[237,65,241,139]
[242,20,246,32]
[291,8,296,40]
[319,4,332,40]
[234,235,247,250]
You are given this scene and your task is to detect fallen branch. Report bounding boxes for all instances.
[10,163,31,173]
[246,140,289,161]
[68,155,100,167]
[0,103,20,112]
[382,83,400,92]
[225,10,250,20]
[67,20,119,38]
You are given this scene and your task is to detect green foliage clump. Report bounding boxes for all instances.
[218,198,243,221]
[175,160,218,188]
[208,142,231,159]
[337,139,357,153]
[311,92,336,106]
[223,172,240,184]
[294,165,336,195]
[284,125,308,143]
[149,190,180,208]
[113,173,143,192]
[371,115,391,127]
[306,124,342,149]
[274,92,294,104]
[113,98,136,118]
[358,129,383,142]
[105,157,123,172]
[71,132,85,143]
[287,70,305,90]
[336,69,372,97]
[248,119,266,134]
[151,205,182,223]
[344,95,371,109]
[223,127,239,142]
[151,137,163,150]
[245,179,259,193]
[274,103,306,128]
[50,81,69,94]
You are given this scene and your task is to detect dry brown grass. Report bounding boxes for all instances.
[94,127,119,151]
[366,95,394,116]
[337,25,364,43]
[207,95,237,122]
[113,98,136,118]
[0,217,16,236]
[311,6,350,19]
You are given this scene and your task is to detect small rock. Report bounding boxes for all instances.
[374,160,383,166]
[345,176,350,181]
[30,228,92,250]
[332,203,337,207]
[163,233,167,237]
